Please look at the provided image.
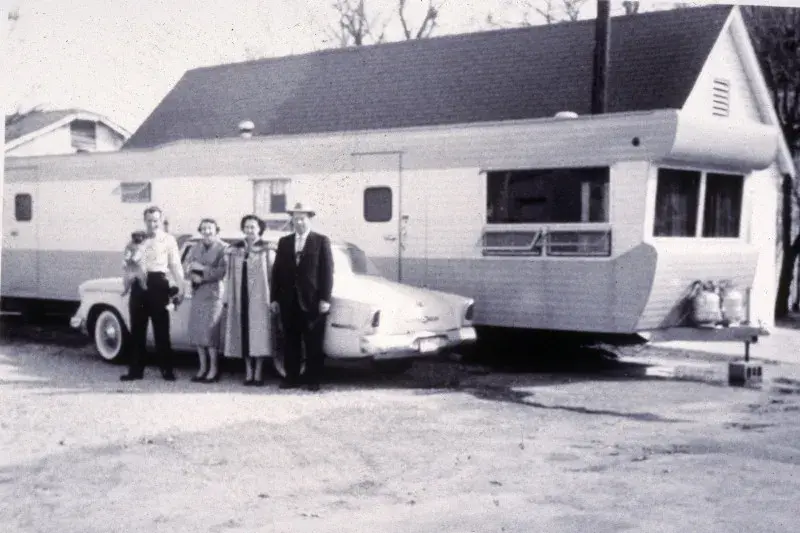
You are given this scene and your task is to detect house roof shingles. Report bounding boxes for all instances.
[124,5,734,150]
[4,109,78,144]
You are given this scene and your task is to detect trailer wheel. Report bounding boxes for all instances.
[372,359,413,375]
[92,308,129,363]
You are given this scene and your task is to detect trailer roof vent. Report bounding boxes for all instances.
[554,111,579,119]
[238,120,255,138]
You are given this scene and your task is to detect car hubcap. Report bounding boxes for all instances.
[96,313,121,359]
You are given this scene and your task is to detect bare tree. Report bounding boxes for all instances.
[739,6,800,318]
[531,0,557,25]
[325,0,389,47]
[561,0,588,21]
[398,0,441,40]
[622,1,639,15]
[7,7,19,34]
[505,0,589,26]
[325,0,442,47]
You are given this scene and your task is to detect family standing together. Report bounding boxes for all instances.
[119,202,334,392]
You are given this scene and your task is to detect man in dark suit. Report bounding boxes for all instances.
[270,202,334,391]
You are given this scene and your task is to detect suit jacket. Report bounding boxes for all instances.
[270,231,334,314]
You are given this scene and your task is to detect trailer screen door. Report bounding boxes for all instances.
[351,153,402,281]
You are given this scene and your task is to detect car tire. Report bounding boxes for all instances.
[372,359,413,375]
[92,308,129,364]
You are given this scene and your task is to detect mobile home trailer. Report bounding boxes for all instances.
[1,108,784,345]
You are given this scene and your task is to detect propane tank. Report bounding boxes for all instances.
[719,281,745,326]
[691,280,722,327]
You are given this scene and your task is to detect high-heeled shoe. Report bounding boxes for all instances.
[190,371,208,383]
[203,371,221,383]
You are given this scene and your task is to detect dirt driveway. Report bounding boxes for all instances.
[1,323,799,533]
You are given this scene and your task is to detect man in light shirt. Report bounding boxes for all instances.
[270,202,334,391]
[120,206,186,382]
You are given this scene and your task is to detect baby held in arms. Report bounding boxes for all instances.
[121,231,148,296]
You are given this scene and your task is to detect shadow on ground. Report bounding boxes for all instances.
[0,312,698,423]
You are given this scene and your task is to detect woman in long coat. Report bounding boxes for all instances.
[183,218,228,382]
[223,214,274,386]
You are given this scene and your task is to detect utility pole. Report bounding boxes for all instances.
[591,0,611,114]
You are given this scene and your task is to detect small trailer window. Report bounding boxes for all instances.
[120,182,152,203]
[14,193,32,222]
[654,169,700,237]
[702,173,743,238]
[364,187,392,222]
[486,167,609,224]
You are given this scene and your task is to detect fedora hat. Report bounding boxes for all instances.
[286,201,316,217]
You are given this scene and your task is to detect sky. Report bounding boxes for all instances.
[2,0,799,134]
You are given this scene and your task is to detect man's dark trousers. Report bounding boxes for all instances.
[126,272,175,376]
[282,295,325,385]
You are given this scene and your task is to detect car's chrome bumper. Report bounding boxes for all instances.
[360,326,477,360]
[70,313,87,334]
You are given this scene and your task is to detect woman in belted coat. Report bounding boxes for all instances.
[223,214,274,386]
[183,218,228,383]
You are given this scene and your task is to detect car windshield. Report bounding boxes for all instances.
[188,238,381,277]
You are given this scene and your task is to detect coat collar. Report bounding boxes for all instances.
[233,238,268,251]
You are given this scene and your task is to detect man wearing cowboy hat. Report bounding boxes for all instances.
[270,201,334,391]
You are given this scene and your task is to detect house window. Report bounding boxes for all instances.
[654,169,700,237]
[486,167,609,224]
[364,186,392,222]
[253,179,290,215]
[120,182,152,203]
[712,78,730,117]
[702,173,744,238]
[14,193,32,222]
[70,120,97,151]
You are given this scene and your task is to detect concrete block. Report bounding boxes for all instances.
[728,361,763,387]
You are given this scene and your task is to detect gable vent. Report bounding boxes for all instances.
[712,78,730,117]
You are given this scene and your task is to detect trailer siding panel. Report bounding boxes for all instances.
[637,243,759,330]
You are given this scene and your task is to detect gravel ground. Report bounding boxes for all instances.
[2,317,800,533]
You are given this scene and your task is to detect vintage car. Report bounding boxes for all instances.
[70,232,477,376]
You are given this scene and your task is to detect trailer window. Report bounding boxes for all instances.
[703,173,743,238]
[653,169,700,237]
[120,182,152,203]
[364,187,392,222]
[14,193,32,222]
[486,167,609,224]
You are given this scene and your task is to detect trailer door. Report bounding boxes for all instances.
[351,152,403,282]
[2,170,40,298]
